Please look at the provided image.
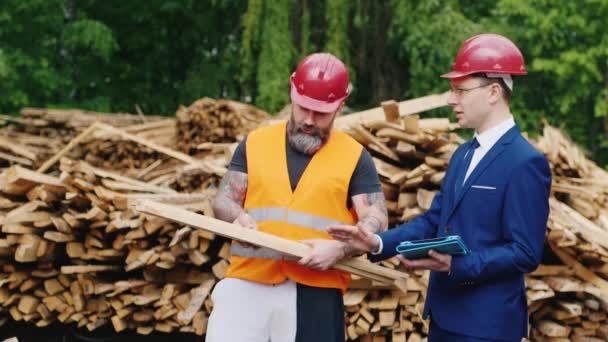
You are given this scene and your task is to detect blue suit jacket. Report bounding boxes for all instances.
[372,126,551,341]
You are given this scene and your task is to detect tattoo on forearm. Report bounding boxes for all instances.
[338,191,388,257]
[212,171,248,222]
[342,242,358,258]
[358,216,384,233]
[352,191,388,234]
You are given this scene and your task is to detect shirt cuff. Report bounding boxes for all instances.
[370,234,383,255]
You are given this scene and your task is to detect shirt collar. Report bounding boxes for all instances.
[474,116,515,150]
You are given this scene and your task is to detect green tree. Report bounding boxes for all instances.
[488,0,608,165]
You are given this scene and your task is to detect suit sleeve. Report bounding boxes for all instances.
[449,154,551,283]
[370,189,443,261]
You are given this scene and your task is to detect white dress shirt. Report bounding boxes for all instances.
[372,116,516,255]
[463,117,515,183]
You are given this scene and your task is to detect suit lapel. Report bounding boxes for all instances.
[446,126,520,221]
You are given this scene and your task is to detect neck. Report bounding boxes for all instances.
[476,104,511,134]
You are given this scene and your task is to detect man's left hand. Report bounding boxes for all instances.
[397,249,452,272]
[298,239,345,271]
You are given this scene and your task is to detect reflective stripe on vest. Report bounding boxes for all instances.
[230,207,345,259]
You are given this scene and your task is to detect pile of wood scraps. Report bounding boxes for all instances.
[77,119,177,172]
[1,92,607,341]
[345,100,461,226]
[0,159,224,335]
[0,108,168,170]
[526,265,608,341]
[175,98,269,154]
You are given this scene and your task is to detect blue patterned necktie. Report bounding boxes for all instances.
[455,138,480,195]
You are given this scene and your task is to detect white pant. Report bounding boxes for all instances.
[206,278,297,342]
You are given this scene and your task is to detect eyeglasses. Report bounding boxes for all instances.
[449,83,492,97]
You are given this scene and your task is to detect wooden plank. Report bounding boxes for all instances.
[61,265,122,274]
[36,122,98,173]
[550,198,608,250]
[86,164,176,194]
[0,151,33,166]
[1,165,64,195]
[0,136,36,160]
[335,92,449,130]
[133,200,409,286]
[381,100,401,124]
[549,241,608,300]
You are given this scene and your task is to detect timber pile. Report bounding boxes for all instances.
[175,98,269,154]
[1,109,169,170]
[0,128,60,169]
[76,120,177,172]
[0,95,607,341]
[18,108,168,139]
[345,100,461,226]
[0,158,225,335]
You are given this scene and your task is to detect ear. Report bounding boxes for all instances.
[488,83,502,105]
[335,102,345,116]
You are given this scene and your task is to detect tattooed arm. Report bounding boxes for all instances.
[212,170,249,223]
[341,191,388,257]
[300,191,388,269]
[352,191,388,234]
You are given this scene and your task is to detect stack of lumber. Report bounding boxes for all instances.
[526,265,608,341]
[527,125,608,341]
[77,119,177,172]
[1,94,607,341]
[0,159,227,335]
[175,98,269,154]
[18,108,167,139]
[344,100,461,226]
[343,271,429,342]
[0,109,169,170]
[0,128,58,169]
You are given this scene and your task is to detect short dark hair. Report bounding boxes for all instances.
[471,73,512,102]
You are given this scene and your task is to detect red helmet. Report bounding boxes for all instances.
[441,33,527,79]
[290,53,349,113]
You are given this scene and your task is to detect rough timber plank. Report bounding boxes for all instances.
[133,200,409,285]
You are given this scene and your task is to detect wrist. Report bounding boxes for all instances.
[370,234,383,255]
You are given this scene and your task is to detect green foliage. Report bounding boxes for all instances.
[389,0,479,97]
[254,0,294,113]
[324,0,351,64]
[1,0,607,166]
[489,0,608,164]
[299,1,312,56]
[240,0,264,98]
[63,19,118,62]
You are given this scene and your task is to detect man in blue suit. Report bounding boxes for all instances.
[329,33,551,341]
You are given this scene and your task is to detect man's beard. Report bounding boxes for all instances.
[287,119,331,155]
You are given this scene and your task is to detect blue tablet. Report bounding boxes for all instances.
[395,235,470,260]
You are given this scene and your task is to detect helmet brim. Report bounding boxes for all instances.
[441,70,528,79]
[290,86,345,113]
[440,70,473,79]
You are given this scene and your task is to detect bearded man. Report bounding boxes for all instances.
[206,52,388,342]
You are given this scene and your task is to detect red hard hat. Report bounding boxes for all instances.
[290,53,349,113]
[441,33,527,79]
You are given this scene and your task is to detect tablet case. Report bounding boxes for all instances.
[395,235,470,259]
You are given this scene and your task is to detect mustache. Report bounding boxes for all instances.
[294,123,322,136]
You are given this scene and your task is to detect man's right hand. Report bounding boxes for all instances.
[327,224,379,253]
[233,212,258,249]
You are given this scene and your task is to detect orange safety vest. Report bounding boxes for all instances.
[224,121,362,292]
